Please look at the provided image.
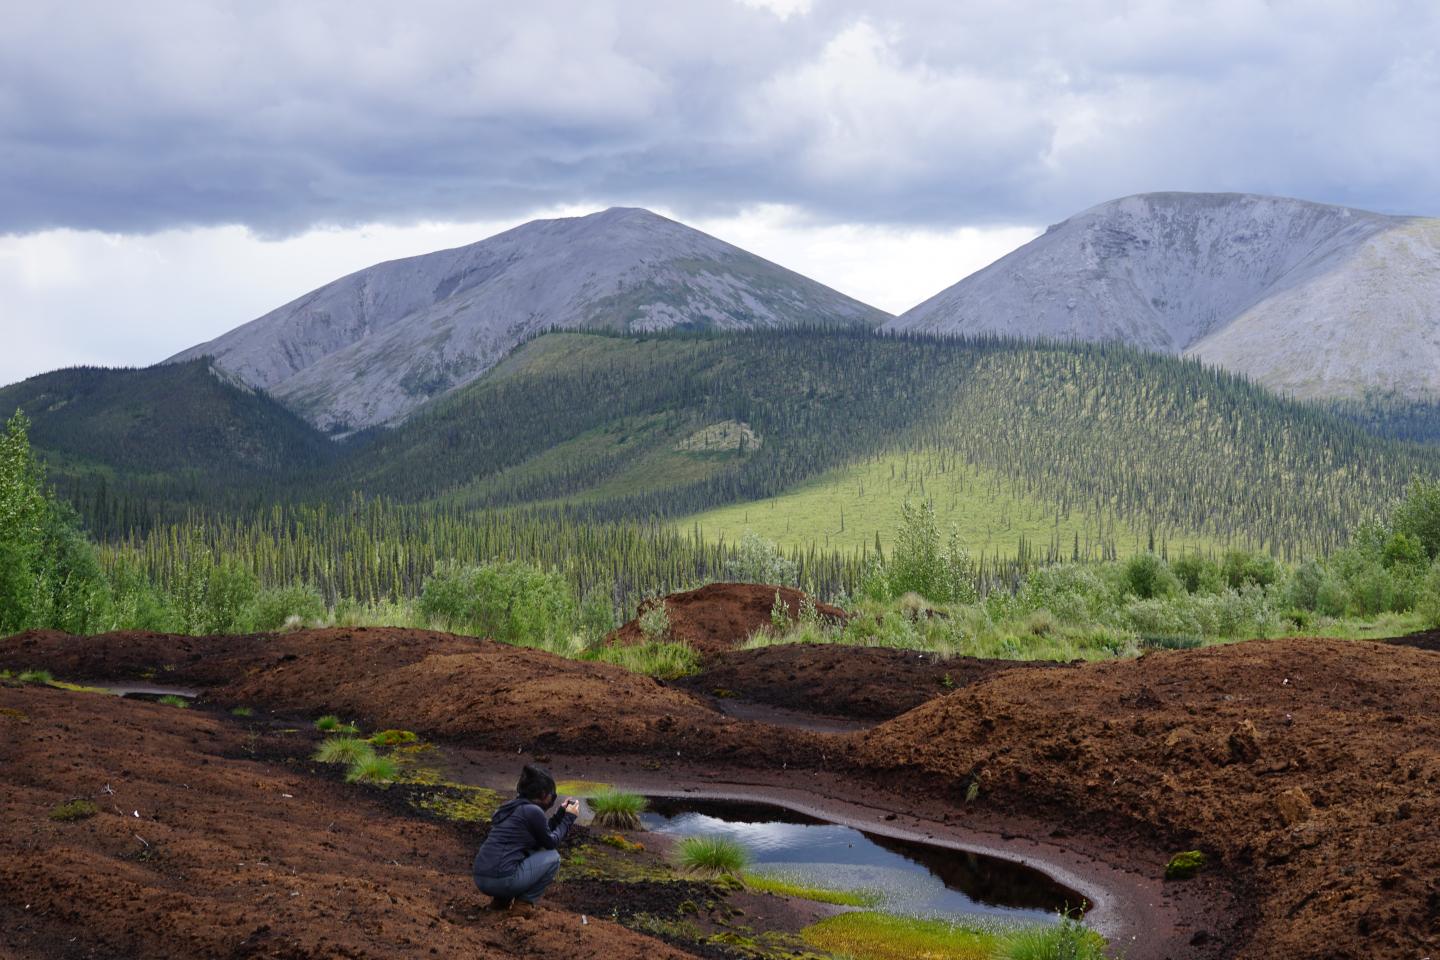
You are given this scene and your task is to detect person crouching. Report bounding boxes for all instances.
[472,763,579,912]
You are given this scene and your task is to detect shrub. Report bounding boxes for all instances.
[246,584,326,632]
[1221,550,1282,590]
[314,737,377,765]
[418,560,577,646]
[1391,478,1440,560]
[638,600,671,642]
[1171,553,1223,595]
[578,587,617,641]
[589,789,647,829]
[1122,553,1181,600]
[1285,559,1326,611]
[204,556,260,633]
[726,531,798,586]
[345,754,400,784]
[48,798,99,821]
[884,501,977,604]
[1417,560,1440,628]
[156,694,189,708]
[675,835,748,876]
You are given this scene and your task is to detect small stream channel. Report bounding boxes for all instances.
[640,796,1081,925]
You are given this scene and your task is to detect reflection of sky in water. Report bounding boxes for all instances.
[642,808,1065,924]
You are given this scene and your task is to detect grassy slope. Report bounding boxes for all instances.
[684,451,1220,560]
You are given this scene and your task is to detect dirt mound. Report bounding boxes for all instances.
[0,684,694,960]
[605,582,847,656]
[686,644,1058,720]
[850,637,1440,958]
[0,627,824,763]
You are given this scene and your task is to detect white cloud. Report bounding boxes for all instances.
[0,206,1036,385]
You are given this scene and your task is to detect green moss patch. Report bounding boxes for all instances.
[367,729,419,746]
[555,779,613,797]
[1165,850,1208,880]
[743,872,880,907]
[49,799,99,822]
[802,913,1001,960]
[411,784,505,823]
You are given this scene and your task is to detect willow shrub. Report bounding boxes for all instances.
[419,559,578,646]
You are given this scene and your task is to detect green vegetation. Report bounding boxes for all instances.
[367,729,419,746]
[675,835,749,876]
[802,911,1105,960]
[155,694,189,708]
[742,871,881,907]
[16,669,54,685]
[1165,850,1208,880]
[314,715,343,732]
[588,789,647,830]
[555,780,613,797]
[230,706,254,717]
[345,755,400,785]
[48,798,99,821]
[637,600,671,641]
[313,737,378,765]
[587,640,700,678]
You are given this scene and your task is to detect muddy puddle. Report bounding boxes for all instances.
[642,796,1081,924]
[92,682,200,701]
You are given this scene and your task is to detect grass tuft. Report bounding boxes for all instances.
[48,799,99,822]
[589,789,647,830]
[367,729,419,746]
[17,670,53,685]
[230,706,253,717]
[587,641,700,679]
[743,872,881,907]
[315,714,359,734]
[675,835,748,876]
[345,754,400,785]
[997,913,1107,960]
[314,737,377,765]
[156,694,189,708]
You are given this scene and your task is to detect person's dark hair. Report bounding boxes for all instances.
[516,763,557,803]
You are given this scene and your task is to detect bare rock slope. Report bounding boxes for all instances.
[171,207,888,432]
[886,192,1440,400]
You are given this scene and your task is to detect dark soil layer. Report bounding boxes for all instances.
[685,643,1054,720]
[0,627,822,764]
[604,583,847,657]
[0,684,697,960]
[1386,627,1440,652]
[851,637,1440,959]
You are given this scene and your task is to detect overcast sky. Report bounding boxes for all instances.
[4,0,1439,384]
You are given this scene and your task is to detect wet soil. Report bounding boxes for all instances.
[684,643,1056,720]
[6,623,1440,958]
[0,684,698,960]
[604,583,847,657]
[1386,627,1440,653]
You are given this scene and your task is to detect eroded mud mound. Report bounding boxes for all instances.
[685,644,1056,720]
[605,582,847,656]
[0,685,694,960]
[0,627,824,762]
[852,637,1440,959]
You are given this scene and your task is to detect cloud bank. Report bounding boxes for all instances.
[5,0,1439,237]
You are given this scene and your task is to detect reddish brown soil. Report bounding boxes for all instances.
[851,637,1440,959]
[604,583,847,657]
[0,684,696,960]
[685,643,1057,720]
[0,627,822,764]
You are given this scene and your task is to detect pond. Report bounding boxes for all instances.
[641,797,1082,924]
[94,682,200,701]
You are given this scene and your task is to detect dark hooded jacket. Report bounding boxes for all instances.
[472,796,576,878]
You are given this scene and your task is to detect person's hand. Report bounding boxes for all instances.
[562,798,581,815]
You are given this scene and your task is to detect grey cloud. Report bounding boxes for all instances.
[4,0,1440,236]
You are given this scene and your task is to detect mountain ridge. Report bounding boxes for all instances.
[169,207,890,433]
[885,191,1440,400]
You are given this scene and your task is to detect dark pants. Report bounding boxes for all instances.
[473,849,561,904]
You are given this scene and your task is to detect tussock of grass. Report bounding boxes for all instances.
[48,799,99,822]
[589,789,647,829]
[345,755,400,784]
[315,714,359,734]
[802,912,999,960]
[17,670,53,685]
[230,706,254,717]
[998,915,1107,960]
[742,871,880,907]
[156,694,189,708]
[675,835,748,876]
[587,641,700,679]
[314,737,377,765]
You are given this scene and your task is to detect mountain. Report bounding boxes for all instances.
[170,207,890,433]
[885,192,1440,400]
[0,359,334,532]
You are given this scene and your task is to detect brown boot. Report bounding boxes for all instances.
[509,900,536,915]
[487,896,514,911]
